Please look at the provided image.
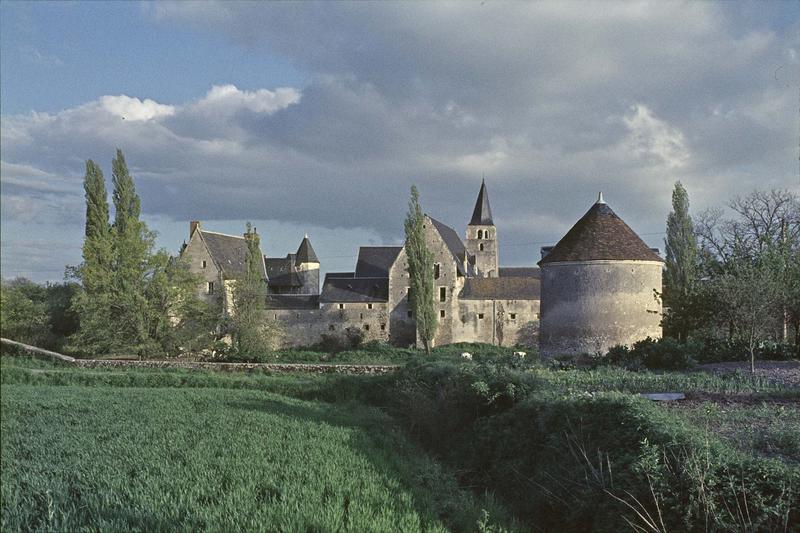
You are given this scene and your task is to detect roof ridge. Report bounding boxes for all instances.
[200,229,245,239]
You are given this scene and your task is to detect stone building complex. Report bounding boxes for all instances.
[180,184,662,353]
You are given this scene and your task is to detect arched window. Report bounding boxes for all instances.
[479,243,484,251]
[477,230,483,239]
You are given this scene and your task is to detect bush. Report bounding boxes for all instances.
[604,337,699,370]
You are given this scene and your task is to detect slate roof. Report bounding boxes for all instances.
[265,294,320,310]
[538,200,664,264]
[460,277,541,300]
[200,231,264,279]
[295,236,319,265]
[469,180,494,225]
[320,276,389,303]
[428,216,467,275]
[264,256,301,287]
[355,246,402,278]
[499,267,540,279]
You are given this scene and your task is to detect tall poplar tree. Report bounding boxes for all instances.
[69,160,117,354]
[404,185,437,354]
[662,181,701,341]
[111,149,153,353]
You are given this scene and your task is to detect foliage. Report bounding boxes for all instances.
[662,181,701,341]
[1,383,512,532]
[230,224,280,358]
[1,279,80,350]
[404,185,437,354]
[604,337,700,371]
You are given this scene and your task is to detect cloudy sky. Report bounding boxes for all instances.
[2,1,798,282]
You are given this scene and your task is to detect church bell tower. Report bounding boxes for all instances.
[465,179,499,277]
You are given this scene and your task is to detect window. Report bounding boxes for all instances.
[201,260,207,268]
[478,313,484,319]
[510,313,517,320]
[439,287,447,302]
[329,324,335,331]
[206,281,214,294]
[433,263,440,279]
[364,324,370,331]
[479,243,484,251]
[407,310,413,318]
[338,303,345,310]
[367,303,373,310]
[440,310,446,318]
[535,313,539,320]
[380,324,386,331]
[407,287,411,301]
[360,313,364,320]
[477,229,483,239]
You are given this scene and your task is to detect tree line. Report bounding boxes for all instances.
[661,183,799,370]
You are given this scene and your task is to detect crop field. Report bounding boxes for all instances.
[2,352,798,531]
[1,364,505,531]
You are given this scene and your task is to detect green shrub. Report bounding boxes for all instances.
[604,337,699,370]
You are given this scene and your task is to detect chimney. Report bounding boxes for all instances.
[190,220,200,237]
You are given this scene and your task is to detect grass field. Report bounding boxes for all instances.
[2,352,798,531]
[1,363,510,531]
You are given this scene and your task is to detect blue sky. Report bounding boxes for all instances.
[1,1,798,282]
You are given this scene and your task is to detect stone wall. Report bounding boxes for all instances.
[269,302,391,348]
[181,230,223,307]
[539,260,662,356]
[453,298,540,347]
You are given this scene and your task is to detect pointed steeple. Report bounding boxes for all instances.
[469,179,494,226]
[295,235,319,265]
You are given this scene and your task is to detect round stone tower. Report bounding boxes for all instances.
[538,193,664,357]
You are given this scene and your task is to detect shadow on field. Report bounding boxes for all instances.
[225,397,471,529]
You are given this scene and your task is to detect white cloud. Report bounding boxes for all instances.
[620,104,690,168]
[198,84,300,114]
[100,95,176,121]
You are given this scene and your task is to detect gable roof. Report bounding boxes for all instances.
[295,236,319,265]
[469,180,494,225]
[460,277,540,300]
[355,246,402,278]
[427,215,467,275]
[264,256,301,287]
[200,230,256,278]
[320,275,389,303]
[499,267,540,279]
[265,294,319,309]
[539,199,663,264]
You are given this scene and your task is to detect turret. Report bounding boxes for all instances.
[295,234,320,295]
[465,179,499,277]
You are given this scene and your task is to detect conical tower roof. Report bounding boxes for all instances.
[295,234,319,265]
[469,179,494,226]
[539,194,663,264]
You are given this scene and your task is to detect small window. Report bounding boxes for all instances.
[478,313,484,319]
[329,324,335,331]
[206,281,214,294]
[407,287,411,301]
[364,324,370,331]
[535,313,539,320]
[380,324,386,331]
[201,260,207,268]
[439,287,446,302]
[367,303,373,310]
[479,243,484,251]
[407,310,413,318]
[477,229,483,239]
[433,263,440,279]
[440,310,446,318]
[510,313,516,320]
[338,303,345,310]
[360,313,364,320]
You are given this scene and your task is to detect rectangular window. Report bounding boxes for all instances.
[440,310,446,318]
[329,324,335,331]
[510,313,517,320]
[407,310,413,318]
[439,287,446,302]
[478,313,484,319]
[338,303,345,310]
[360,313,364,320]
[201,260,207,268]
[407,287,411,301]
[206,281,214,294]
[367,303,373,310]
[380,324,386,331]
[433,263,440,279]
[364,324,370,331]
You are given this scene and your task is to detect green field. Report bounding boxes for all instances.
[2,353,798,531]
